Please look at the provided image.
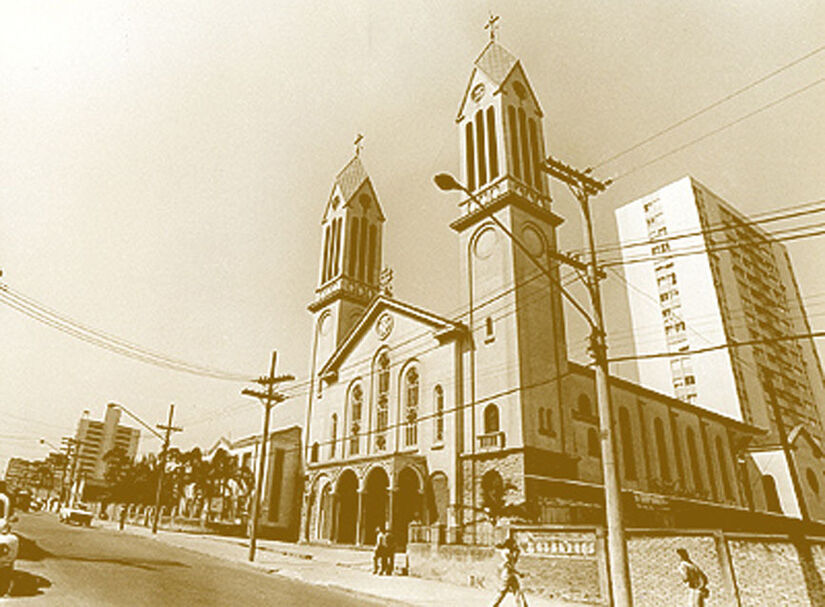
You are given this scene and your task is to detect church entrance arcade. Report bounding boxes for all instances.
[304,457,435,547]
[363,466,389,546]
[334,469,358,544]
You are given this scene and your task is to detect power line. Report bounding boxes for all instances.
[595,42,825,168]
[612,75,825,181]
[579,198,825,259]
[0,282,254,381]
[607,329,825,363]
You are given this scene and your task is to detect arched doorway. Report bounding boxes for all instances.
[481,469,504,521]
[363,466,389,545]
[335,470,358,544]
[319,482,334,541]
[395,467,423,548]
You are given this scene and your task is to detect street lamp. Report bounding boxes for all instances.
[433,171,631,606]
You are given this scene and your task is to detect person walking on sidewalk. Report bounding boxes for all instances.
[677,548,709,607]
[382,528,395,575]
[373,527,387,575]
[490,537,528,607]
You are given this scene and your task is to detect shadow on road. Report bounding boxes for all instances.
[7,569,52,598]
[14,534,52,561]
[56,555,189,571]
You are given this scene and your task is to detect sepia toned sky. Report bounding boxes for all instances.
[2,1,825,471]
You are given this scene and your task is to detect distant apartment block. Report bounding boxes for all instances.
[615,176,825,446]
[74,403,140,485]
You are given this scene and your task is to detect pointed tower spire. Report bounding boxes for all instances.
[455,34,550,213]
[309,151,386,350]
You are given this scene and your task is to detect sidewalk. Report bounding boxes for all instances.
[97,519,591,606]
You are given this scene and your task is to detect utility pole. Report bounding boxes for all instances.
[242,351,293,562]
[60,437,80,508]
[153,404,182,534]
[766,371,809,522]
[543,155,631,607]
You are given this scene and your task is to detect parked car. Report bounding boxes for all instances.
[59,503,93,526]
[0,493,19,596]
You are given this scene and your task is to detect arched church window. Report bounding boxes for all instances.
[475,110,487,187]
[619,408,636,480]
[529,118,542,191]
[376,352,390,450]
[359,216,368,281]
[368,226,377,284]
[349,384,363,456]
[349,218,359,277]
[322,224,331,282]
[508,106,520,179]
[484,404,500,434]
[518,108,532,187]
[434,385,444,443]
[686,427,704,493]
[654,418,671,483]
[578,394,593,418]
[311,442,319,463]
[485,316,494,341]
[486,107,498,181]
[404,366,420,447]
[331,218,342,278]
[465,123,476,191]
[717,437,733,500]
[330,413,338,459]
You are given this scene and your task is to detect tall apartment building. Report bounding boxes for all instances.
[615,176,825,446]
[74,403,140,485]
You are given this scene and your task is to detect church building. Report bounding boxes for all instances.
[300,35,812,549]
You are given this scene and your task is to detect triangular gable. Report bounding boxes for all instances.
[318,295,463,377]
[457,41,543,121]
[788,424,825,458]
[321,157,386,223]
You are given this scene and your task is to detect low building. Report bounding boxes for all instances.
[206,426,302,541]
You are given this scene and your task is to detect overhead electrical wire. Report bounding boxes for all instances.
[0,282,254,382]
[595,41,825,168]
[611,75,825,182]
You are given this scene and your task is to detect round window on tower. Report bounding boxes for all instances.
[473,225,499,260]
[521,224,546,258]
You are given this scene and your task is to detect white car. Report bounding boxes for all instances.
[59,503,93,526]
[0,493,19,596]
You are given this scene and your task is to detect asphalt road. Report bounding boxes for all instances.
[6,511,387,606]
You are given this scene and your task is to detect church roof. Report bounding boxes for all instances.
[456,40,543,121]
[335,155,369,202]
[475,40,518,85]
[318,295,466,377]
[323,155,386,222]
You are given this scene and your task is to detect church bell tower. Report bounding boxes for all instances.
[308,152,386,375]
[451,27,568,452]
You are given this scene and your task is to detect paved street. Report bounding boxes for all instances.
[5,512,389,606]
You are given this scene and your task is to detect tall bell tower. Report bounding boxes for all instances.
[451,29,568,453]
[308,152,385,378]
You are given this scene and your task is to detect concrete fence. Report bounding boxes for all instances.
[408,524,825,606]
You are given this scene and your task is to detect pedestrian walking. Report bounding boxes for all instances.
[677,548,709,607]
[383,528,395,575]
[491,537,528,607]
[373,527,387,575]
[119,504,127,531]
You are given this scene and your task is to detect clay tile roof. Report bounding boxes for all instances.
[475,41,518,85]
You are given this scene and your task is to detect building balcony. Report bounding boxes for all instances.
[478,431,505,450]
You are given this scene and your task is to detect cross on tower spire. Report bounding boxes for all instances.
[354,133,364,156]
[485,13,500,41]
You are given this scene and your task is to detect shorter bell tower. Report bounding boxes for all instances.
[308,153,386,371]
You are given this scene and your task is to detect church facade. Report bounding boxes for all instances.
[299,38,794,548]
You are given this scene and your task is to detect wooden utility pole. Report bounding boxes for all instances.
[153,404,182,534]
[242,351,293,562]
[543,155,631,606]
